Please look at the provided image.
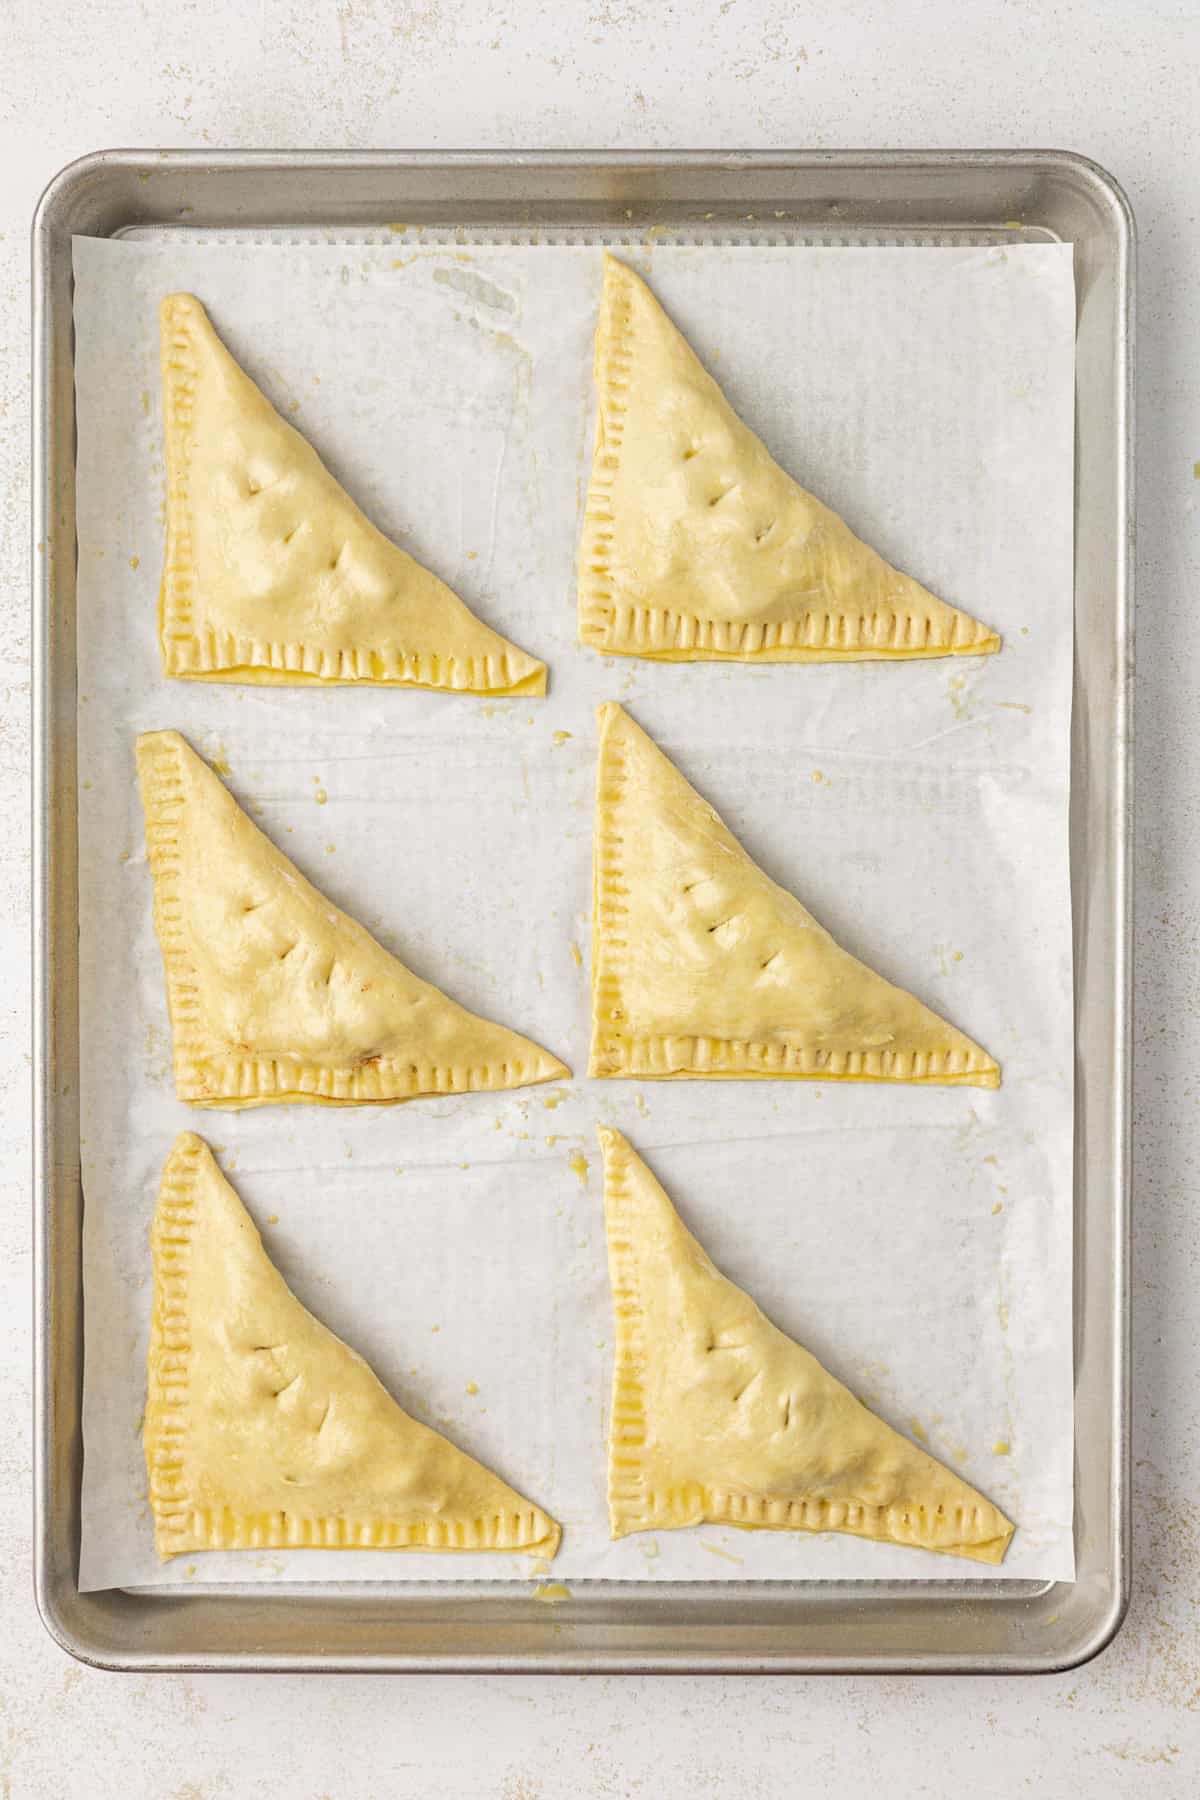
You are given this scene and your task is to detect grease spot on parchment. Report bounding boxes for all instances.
[699,1540,743,1566]
[433,263,516,313]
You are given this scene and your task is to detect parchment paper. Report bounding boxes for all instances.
[72,235,1076,1590]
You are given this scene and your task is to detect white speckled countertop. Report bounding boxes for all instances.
[3,1,1197,1792]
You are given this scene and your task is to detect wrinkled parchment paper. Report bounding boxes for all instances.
[72,236,1076,1589]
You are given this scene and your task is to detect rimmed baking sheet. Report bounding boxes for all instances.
[71,234,1076,1593]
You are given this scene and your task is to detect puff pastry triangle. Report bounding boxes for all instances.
[601,1128,1012,1562]
[159,293,547,694]
[591,703,998,1086]
[136,729,568,1107]
[579,255,999,663]
[146,1132,561,1560]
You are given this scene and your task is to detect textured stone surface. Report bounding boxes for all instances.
[3,1,1198,1791]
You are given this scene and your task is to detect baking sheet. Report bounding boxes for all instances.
[72,236,1076,1591]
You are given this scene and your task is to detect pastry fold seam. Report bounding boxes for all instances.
[159,295,202,661]
[173,1051,564,1110]
[622,1484,1012,1563]
[602,1132,653,1533]
[590,721,633,1081]
[594,1033,999,1085]
[165,629,540,695]
[144,1134,201,1549]
[578,257,635,652]
[136,730,206,1083]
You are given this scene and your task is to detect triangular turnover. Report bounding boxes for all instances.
[136,730,568,1107]
[591,703,998,1086]
[146,1133,560,1559]
[601,1128,1012,1562]
[159,293,547,694]
[579,255,999,663]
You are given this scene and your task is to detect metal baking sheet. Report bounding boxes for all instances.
[33,150,1133,1672]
